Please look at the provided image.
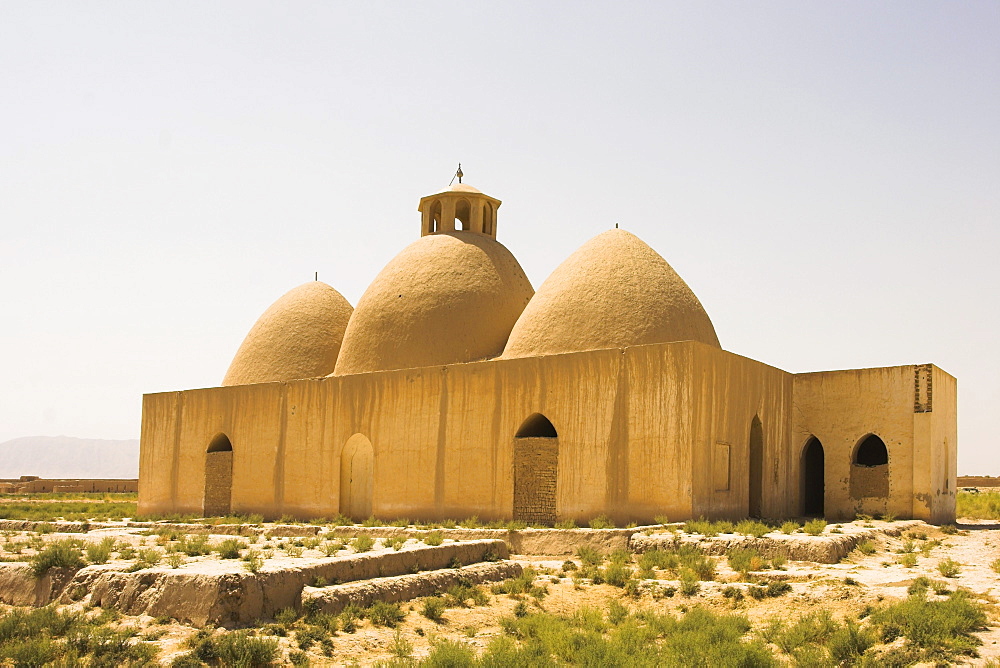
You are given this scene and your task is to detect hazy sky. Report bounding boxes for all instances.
[1,2,997,473]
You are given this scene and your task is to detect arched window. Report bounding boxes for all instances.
[204,433,233,516]
[455,199,471,230]
[430,200,442,233]
[854,434,888,466]
[515,413,557,438]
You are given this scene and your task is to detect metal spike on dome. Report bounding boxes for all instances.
[456,163,463,184]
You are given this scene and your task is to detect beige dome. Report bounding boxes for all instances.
[502,229,720,359]
[334,232,533,376]
[223,281,353,386]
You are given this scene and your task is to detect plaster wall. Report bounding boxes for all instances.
[138,345,951,525]
[792,365,956,522]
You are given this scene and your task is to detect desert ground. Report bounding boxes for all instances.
[1,494,999,666]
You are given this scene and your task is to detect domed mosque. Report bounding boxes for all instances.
[139,169,957,525]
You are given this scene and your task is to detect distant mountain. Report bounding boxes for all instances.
[0,436,139,479]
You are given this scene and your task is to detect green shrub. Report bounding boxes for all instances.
[941,523,958,534]
[166,552,185,568]
[243,549,263,573]
[679,568,700,596]
[30,539,84,576]
[385,535,406,551]
[602,561,632,587]
[175,534,210,556]
[588,514,615,529]
[992,557,1000,575]
[869,590,986,660]
[856,539,876,555]
[215,538,246,559]
[779,521,800,534]
[735,519,770,538]
[772,609,838,653]
[653,514,670,525]
[748,580,791,599]
[553,519,577,529]
[423,531,444,546]
[423,639,476,666]
[320,540,343,556]
[938,558,961,578]
[366,601,405,627]
[576,545,604,566]
[195,630,279,667]
[351,535,375,552]
[803,518,827,535]
[421,596,446,622]
[727,547,765,575]
[898,553,918,568]
[85,536,115,564]
[459,516,480,529]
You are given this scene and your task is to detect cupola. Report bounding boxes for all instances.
[418,165,501,238]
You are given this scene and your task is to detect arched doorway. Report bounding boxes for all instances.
[801,437,825,516]
[513,413,558,526]
[204,433,233,517]
[340,434,374,520]
[748,416,764,518]
[851,433,889,499]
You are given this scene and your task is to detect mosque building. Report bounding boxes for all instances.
[137,174,957,525]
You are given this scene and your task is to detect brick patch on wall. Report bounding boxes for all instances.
[513,437,557,526]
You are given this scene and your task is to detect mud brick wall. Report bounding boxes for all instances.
[203,451,233,516]
[513,437,558,526]
[850,464,889,499]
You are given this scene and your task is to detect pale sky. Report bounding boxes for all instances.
[1,2,997,474]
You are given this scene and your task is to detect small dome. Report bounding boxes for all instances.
[502,229,720,358]
[223,281,353,386]
[334,232,533,376]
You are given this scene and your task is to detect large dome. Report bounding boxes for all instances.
[502,229,719,359]
[223,281,353,386]
[334,232,533,376]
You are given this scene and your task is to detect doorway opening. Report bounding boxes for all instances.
[802,436,825,516]
[748,416,764,518]
[204,433,233,517]
[513,413,558,526]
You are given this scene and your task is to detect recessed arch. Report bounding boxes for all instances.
[207,433,233,453]
[482,202,493,234]
[748,415,764,518]
[429,199,442,233]
[801,436,824,516]
[340,434,374,521]
[515,413,557,438]
[513,413,558,525]
[204,432,233,516]
[854,434,888,466]
[851,433,889,499]
[455,198,471,230]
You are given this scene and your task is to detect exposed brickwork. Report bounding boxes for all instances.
[203,451,233,517]
[513,437,557,526]
[850,463,889,499]
[914,363,933,413]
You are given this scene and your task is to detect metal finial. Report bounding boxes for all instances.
[615,222,619,229]
[314,271,318,281]
[456,163,463,184]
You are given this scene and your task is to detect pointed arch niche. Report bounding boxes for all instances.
[204,433,233,517]
[851,434,889,499]
[340,434,374,521]
[513,413,558,526]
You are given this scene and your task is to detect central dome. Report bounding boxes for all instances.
[334,232,533,376]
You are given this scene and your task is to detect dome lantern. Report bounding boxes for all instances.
[418,169,501,239]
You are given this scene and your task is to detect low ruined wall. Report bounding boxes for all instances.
[302,561,522,615]
[629,521,920,564]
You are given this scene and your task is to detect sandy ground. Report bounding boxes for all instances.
[2,518,1000,665]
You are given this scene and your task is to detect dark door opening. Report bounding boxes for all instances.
[802,437,825,516]
[749,416,764,518]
